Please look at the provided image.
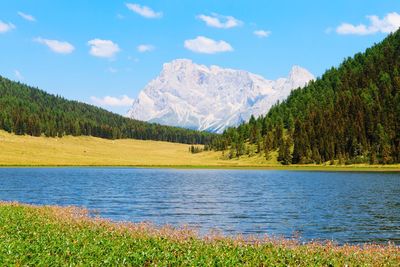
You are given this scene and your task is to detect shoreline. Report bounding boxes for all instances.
[0,164,399,172]
[0,202,398,265]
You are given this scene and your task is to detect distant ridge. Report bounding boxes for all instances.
[0,76,215,144]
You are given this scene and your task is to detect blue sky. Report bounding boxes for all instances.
[1,0,399,114]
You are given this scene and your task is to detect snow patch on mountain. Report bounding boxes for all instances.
[127,59,314,133]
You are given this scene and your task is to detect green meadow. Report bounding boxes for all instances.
[1,130,399,171]
[0,202,398,266]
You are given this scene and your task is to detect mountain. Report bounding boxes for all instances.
[127,59,314,133]
[0,76,215,144]
[213,30,400,164]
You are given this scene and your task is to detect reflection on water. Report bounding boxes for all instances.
[0,168,399,244]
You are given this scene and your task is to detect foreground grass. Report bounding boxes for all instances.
[0,202,399,266]
[0,130,399,171]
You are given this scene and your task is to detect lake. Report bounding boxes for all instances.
[0,168,399,244]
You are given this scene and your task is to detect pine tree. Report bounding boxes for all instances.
[278,136,292,165]
[214,30,400,165]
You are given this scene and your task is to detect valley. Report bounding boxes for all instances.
[1,1,400,265]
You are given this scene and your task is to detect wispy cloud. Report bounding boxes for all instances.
[128,56,140,62]
[336,12,400,35]
[184,36,233,54]
[14,70,24,80]
[91,95,134,107]
[137,44,155,52]
[126,3,162,19]
[197,13,242,29]
[34,37,75,54]
[253,30,271,38]
[108,67,118,73]
[88,39,120,58]
[18,11,36,22]
[0,21,15,33]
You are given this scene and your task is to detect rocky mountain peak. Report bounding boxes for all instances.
[127,59,314,133]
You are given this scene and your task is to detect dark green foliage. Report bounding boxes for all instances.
[0,76,216,144]
[212,30,400,164]
[189,145,204,154]
[278,135,293,165]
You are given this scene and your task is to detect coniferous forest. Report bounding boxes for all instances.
[211,30,400,164]
[0,76,215,144]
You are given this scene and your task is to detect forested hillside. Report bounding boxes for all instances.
[212,30,400,164]
[0,77,215,144]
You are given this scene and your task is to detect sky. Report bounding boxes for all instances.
[1,0,400,114]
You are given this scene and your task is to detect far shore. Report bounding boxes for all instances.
[0,164,399,172]
[0,130,399,172]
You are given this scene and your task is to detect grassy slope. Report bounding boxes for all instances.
[0,130,224,167]
[0,130,399,171]
[0,202,398,266]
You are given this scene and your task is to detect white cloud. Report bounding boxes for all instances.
[337,24,369,35]
[18,11,36,22]
[0,21,15,33]
[184,36,233,54]
[91,95,134,107]
[336,12,400,35]
[126,3,162,19]
[197,13,242,29]
[137,44,155,52]
[254,30,271,38]
[34,37,75,54]
[88,39,120,58]
[14,70,24,80]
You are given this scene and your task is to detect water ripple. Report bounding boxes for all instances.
[0,168,399,244]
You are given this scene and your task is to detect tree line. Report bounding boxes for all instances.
[210,30,400,164]
[0,76,216,145]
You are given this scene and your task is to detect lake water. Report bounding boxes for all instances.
[0,168,399,244]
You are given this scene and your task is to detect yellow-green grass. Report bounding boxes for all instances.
[0,130,225,167]
[0,130,399,171]
[0,202,398,266]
